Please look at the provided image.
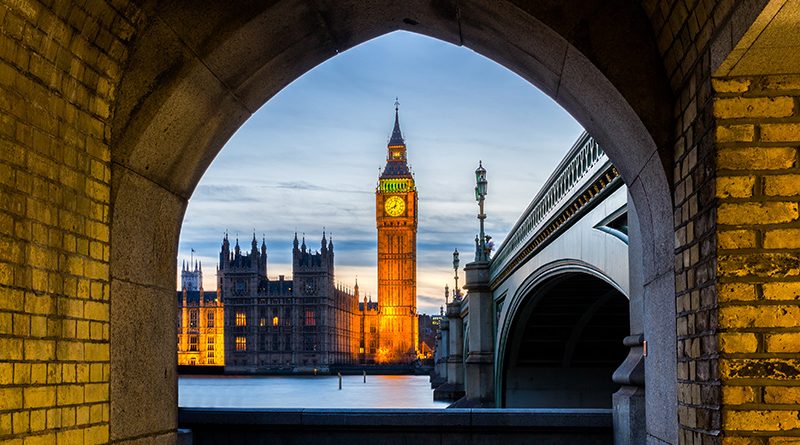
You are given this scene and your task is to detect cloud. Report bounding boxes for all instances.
[178,31,584,316]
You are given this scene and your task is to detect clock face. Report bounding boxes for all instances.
[384,195,405,217]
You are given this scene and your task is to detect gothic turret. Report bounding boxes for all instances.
[220,232,230,267]
[381,99,411,179]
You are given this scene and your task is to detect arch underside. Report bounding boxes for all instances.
[502,272,629,408]
[109,1,676,442]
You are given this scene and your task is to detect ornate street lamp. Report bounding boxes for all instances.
[452,248,460,300]
[474,161,489,261]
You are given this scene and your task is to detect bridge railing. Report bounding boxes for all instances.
[489,132,609,280]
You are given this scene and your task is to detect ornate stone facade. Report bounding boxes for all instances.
[218,233,361,372]
[375,104,419,363]
[176,262,224,366]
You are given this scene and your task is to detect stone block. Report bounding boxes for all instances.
[720,305,800,328]
[765,333,800,353]
[713,96,794,119]
[716,176,755,198]
[712,78,751,93]
[717,147,796,170]
[719,332,758,353]
[723,410,800,431]
[761,123,800,143]
[764,229,800,249]
[764,175,800,197]
[763,282,800,300]
[764,386,800,404]
[718,202,798,225]
[716,124,755,142]
[721,386,755,405]
[719,283,757,302]
[718,230,756,249]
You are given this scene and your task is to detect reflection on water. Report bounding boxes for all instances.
[179,375,449,409]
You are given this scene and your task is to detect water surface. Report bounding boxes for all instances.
[179,375,448,409]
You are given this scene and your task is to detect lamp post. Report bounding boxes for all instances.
[452,248,460,300]
[474,161,488,262]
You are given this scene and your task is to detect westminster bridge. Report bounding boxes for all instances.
[432,132,659,444]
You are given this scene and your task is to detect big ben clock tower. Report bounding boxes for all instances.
[376,100,418,363]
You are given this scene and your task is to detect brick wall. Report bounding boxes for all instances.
[0,1,139,443]
[714,75,800,444]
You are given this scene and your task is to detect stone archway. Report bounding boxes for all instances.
[108,3,677,443]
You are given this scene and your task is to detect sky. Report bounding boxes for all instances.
[177,31,584,315]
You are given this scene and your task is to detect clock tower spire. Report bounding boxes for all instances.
[375,99,418,363]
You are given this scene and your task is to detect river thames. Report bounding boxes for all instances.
[179,375,449,409]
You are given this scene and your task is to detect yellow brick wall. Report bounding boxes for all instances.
[0,1,140,443]
[714,75,800,443]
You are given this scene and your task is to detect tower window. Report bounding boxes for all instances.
[189,310,198,328]
[207,311,214,328]
[304,309,316,326]
[236,311,247,327]
[235,336,247,351]
[189,335,198,352]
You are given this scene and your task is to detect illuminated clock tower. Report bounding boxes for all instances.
[376,100,418,363]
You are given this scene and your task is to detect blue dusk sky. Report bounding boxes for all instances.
[177,31,584,315]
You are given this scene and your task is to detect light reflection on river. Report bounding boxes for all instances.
[179,375,449,409]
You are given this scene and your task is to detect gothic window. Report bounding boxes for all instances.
[189,335,198,352]
[189,309,198,328]
[207,312,214,328]
[272,316,279,327]
[235,336,246,351]
[259,308,266,327]
[207,336,215,351]
[236,311,247,327]
[304,309,316,326]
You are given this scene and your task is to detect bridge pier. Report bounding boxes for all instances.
[463,261,495,407]
[433,301,464,401]
[430,317,448,388]
[611,191,646,444]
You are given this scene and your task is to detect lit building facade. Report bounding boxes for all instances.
[177,261,225,366]
[375,103,419,363]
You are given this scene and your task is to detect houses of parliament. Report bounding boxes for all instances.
[177,105,420,371]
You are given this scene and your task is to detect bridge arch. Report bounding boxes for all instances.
[498,267,629,408]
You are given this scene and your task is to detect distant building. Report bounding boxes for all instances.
[175,105,429,371]
[177,261,225,366]
[418,314,437,358]
[217,232,364,372]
